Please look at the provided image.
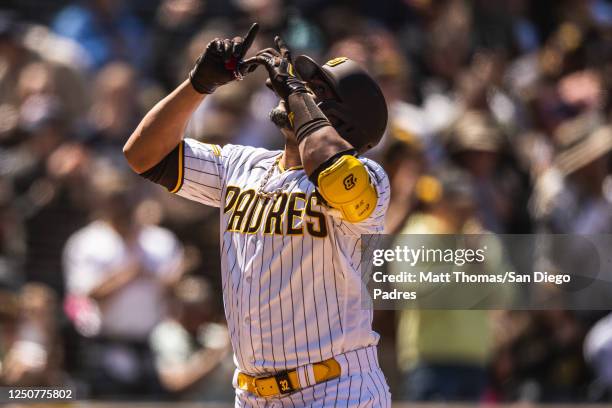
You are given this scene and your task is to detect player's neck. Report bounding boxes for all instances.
[280,134,302,170]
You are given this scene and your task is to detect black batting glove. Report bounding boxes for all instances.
[189,23,259,94]
[242,36,309,101]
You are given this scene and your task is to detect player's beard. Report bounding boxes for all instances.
[269,102,291,130]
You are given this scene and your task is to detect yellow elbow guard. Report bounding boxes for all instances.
[317,155,377,223]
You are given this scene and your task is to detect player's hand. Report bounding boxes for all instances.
[242,36,308,101]
[189,23,259,94]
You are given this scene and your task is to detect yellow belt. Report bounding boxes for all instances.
[236,358,341,398]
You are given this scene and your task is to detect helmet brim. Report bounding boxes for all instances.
[294,55,339,96]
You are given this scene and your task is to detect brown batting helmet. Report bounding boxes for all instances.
[294,56,388,153]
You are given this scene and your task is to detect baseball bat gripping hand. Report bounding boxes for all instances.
[189,23,260,94]
[242,36,309,101]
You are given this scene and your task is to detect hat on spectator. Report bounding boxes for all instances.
[554,112,612,175]
[415,166,475,206]
[445,110,504,154]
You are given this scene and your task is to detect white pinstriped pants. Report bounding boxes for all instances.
[234,346,391,408]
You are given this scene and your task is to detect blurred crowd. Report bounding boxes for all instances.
[2,0,612,403]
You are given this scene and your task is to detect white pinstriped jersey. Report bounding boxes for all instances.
[173,138,390,376]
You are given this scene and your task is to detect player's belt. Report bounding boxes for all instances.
[236,357,341,398]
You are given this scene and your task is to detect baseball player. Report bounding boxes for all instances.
[123,23,391,407]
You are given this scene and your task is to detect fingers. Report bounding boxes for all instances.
[238,59,260,75]
[232,36,243,58]
[265,78,274,92]
[243,23,260,51]
[207,38,223,54]
[245,52,280,66]
[222,38,233,62]
[212,23,260,61]
[274,36,291,61]
[222,27,292,80]
[240,56,258,67]
[235,22,259,59]
[241,55,275,68]
[241,55,277,76]
[256,47,281,58]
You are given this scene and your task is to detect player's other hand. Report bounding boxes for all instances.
[189,23,260,94]
[242,36,308,101]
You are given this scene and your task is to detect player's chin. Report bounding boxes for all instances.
[269,100,291,130]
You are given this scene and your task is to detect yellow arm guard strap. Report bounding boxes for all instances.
[317,155,377,223]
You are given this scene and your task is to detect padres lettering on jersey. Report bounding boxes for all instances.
[172,138,390,376]
[224,187,328,237]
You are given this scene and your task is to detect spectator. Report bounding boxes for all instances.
[62,166,183,399]
[585,312,612,402]
[393,168,493,402]
[382,139,425,233]
[445,110,530,233]
[2,95,90,296]
[0,13,89,133]
[0,289,20,382]
[540,113,612,234]
[149,0,207,91]
[86,62,142,163]
[1,283,63,387]
[150,275,234,401]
